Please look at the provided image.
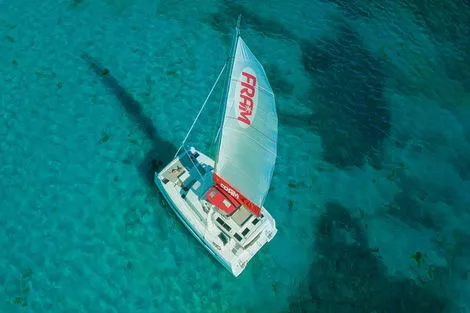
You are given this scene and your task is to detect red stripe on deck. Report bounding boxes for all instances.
[213,173,261,216]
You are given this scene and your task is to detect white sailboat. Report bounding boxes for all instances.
[154,16,278,277]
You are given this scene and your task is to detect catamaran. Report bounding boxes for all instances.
[154,16,278,277]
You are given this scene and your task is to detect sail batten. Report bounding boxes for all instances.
[222,126,276,155]
[214,36,278,216]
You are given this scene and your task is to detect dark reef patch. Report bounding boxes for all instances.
[406,0,470,95]
[301,25,390,168]
[285,202,454,313]
[205,2,295,41]
[386,190,439,230]
[207,3,391,168]
[320,0,373,18]
[263,63,296,96]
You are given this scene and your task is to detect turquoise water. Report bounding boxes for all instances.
[1,0,469,312]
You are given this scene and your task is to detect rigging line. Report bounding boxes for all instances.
[174,62,228,159]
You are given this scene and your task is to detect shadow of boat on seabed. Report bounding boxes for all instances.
[81,53,177,191]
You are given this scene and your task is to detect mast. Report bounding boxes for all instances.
[214,15,241,162]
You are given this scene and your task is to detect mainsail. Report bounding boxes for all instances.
[214,28,278,217]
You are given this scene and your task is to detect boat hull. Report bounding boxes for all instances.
[154,147,277,277]
[155,173,233,273]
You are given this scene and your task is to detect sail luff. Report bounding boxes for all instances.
[214,18,241,161]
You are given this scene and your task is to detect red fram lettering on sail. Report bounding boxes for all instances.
[237,71,256,126]
[213,173,261,216]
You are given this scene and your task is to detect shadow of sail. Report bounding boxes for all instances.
[81,53,177,188]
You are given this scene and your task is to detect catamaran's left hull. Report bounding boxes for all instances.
[155,173,233,274]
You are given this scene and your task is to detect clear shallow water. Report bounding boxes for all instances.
[1,0,469,312]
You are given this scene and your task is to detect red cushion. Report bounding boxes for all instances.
[205,187,238,214]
